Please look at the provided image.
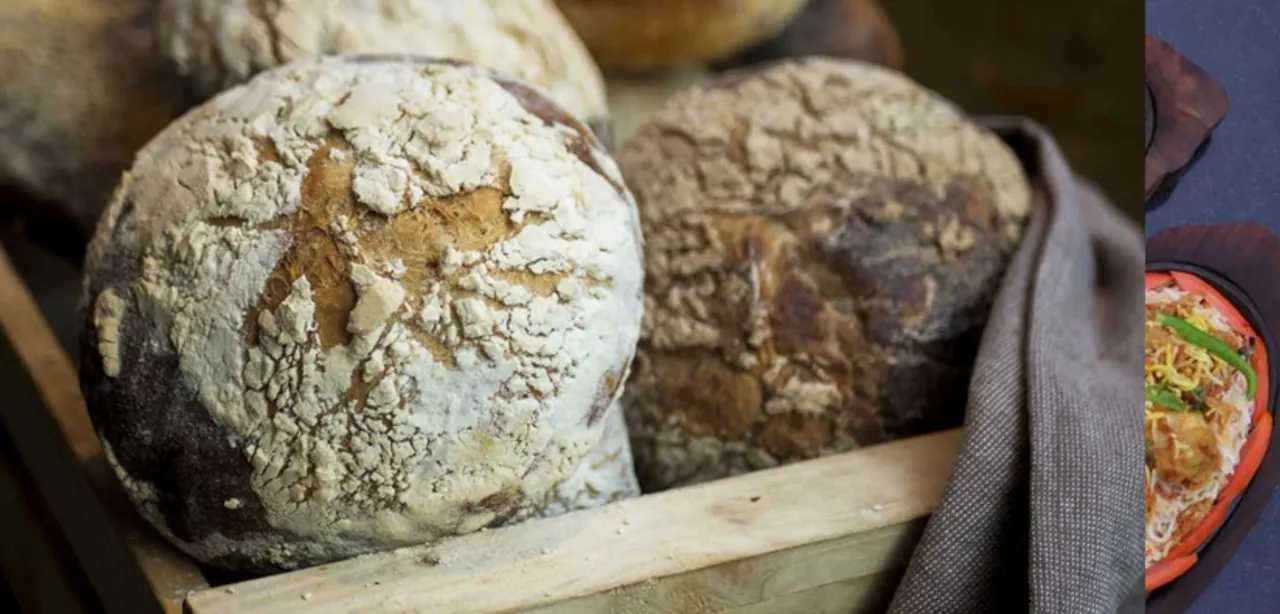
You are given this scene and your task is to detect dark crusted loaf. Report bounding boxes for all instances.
[617,58,1033,491]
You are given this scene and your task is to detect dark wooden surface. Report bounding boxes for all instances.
[1147,224,1280,613]
[0,418,102,614]
[1144,36,1228,203]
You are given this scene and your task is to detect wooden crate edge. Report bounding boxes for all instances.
[188,430,959,613]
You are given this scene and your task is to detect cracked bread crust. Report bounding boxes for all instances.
[158,0,609,139]
[617,58,1032,491]
[79,56,643,573]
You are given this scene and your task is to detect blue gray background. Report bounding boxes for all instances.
[1148,1,1280,612]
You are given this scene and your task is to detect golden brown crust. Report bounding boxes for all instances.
[554,0,807,71]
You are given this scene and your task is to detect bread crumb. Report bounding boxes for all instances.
[224,498,242,510]
[301,592,312,601]
[224,587,237,595]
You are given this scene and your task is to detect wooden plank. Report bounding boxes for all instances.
[725,570,903,614]
[0,428,100,614]
[0,244,209,613]
[514,523,922,614]
[187,429,960,614]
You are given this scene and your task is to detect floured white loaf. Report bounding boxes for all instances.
[79,56,644,573]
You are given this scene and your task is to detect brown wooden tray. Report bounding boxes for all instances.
[0,237,960,612]
[1146,223,1280,613]
[1145,36,1228,204]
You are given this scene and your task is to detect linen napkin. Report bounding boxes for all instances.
[888,118,1145,614]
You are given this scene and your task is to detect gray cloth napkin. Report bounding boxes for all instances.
[887,119,1144,614]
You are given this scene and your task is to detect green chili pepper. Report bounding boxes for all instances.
[1158,313,1257,396]
[1146,384,1187,411]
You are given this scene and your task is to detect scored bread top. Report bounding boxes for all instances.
[81,56,643,572]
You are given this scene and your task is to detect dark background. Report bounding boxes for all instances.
[1147,1,1280,612]
[887,0,1141,222]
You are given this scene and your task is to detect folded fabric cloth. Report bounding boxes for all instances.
[888,119,1144,614]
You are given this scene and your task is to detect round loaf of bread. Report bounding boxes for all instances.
[79,56,644,573]
[0,0,191,234]
[158,0,608,135]
[554,0,806,71]
[617,58,1033,491]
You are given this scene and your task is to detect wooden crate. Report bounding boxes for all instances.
[0,219,960,612]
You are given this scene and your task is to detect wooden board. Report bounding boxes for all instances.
[186,430,960,613]
[0,425,101,614]
[0,243,208,614]
[1145,36,1228,204]
[1146,223,1280,612]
